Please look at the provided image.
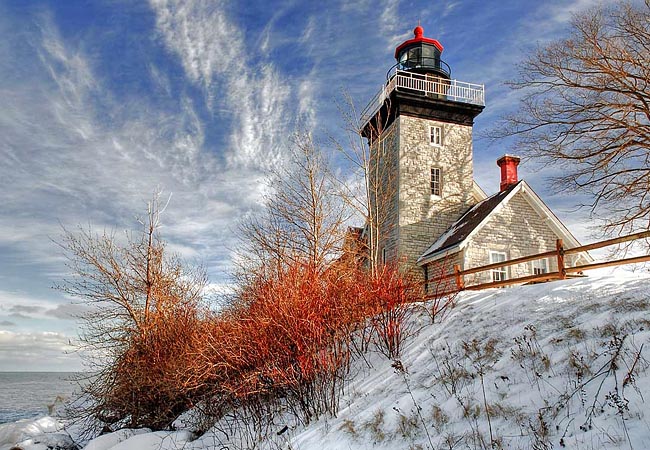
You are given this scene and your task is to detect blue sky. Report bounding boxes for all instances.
[0,0,606,371]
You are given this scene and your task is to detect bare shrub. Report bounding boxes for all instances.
[396,411,419,439]
[340,418,357,437]
[511,325,553,385]
[197,264,363,428]
[60,198,210,431]
[363,409,386,442]
[362,264,423,359]
[430,405,449,432]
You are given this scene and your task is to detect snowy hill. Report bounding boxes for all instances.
[3,268,650,450]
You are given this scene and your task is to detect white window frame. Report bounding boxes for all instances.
[430,167,442,197]
[430,125,443,146]
[489,251,507,282]
[532,258,548,275]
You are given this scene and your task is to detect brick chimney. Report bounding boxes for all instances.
[496,155,521,192]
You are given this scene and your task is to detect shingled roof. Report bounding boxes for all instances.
[418,181,521,264]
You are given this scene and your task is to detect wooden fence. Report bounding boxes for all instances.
[427,230,650,298]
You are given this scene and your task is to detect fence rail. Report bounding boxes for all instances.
[426,230,650,298]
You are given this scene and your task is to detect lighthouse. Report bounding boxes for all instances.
[361,25,485,272]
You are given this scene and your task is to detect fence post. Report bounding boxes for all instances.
[454,264,464,290]
[556,239,566,280]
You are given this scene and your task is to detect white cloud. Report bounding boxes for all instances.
[0,330,82,372]
[153,0,243,87]
[0,290,90,323]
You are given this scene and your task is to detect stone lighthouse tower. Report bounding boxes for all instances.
[361,25,485,273]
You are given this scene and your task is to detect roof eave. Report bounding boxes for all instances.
[417,243,462,266]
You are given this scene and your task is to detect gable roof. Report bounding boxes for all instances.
[417,180,589,265]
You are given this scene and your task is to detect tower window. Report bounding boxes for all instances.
[430,126,443,146]
[430,167,442,196]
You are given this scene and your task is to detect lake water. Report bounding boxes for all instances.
[0,372,78,424]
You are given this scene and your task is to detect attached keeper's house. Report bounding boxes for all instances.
[360,25,591,286]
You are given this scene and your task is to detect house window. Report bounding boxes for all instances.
[489,251,507,282]
[532,258,548,275]
[382,247,387,265]
[431,167,442,196]
[430,126,443,146]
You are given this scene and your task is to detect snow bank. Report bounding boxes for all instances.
[0,416,66,450]
[8,432,75,450]
[269,268,650,449]
[83,428,151,450]
[102,430,193,450]
[3,268,649,449]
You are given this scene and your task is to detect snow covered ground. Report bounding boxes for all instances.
[3,267,650,450]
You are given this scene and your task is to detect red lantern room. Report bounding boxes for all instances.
[392,25,450,79]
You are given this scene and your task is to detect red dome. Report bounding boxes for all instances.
[394,25,443,59]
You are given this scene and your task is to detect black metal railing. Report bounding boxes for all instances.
[386,57,451,79]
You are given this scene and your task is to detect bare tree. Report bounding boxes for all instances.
[494,1,650,235]
[336,94,397,274]
[58,197,209,431]
[236,132,349,276]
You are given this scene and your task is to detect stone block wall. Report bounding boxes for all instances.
[397,115,477,272]
[463,191,563,284]
[370,122,400,265]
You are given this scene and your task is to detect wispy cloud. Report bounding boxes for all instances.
[442,1,460,17]
[150,0,293,170]
[380,0,409,51]
[0,8,244,278]
[533,0,606,42]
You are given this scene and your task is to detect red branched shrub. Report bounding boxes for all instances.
[357,264,423,359]
[89,261,428,431]
[196,261,425,426]
[95,303,209,430]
